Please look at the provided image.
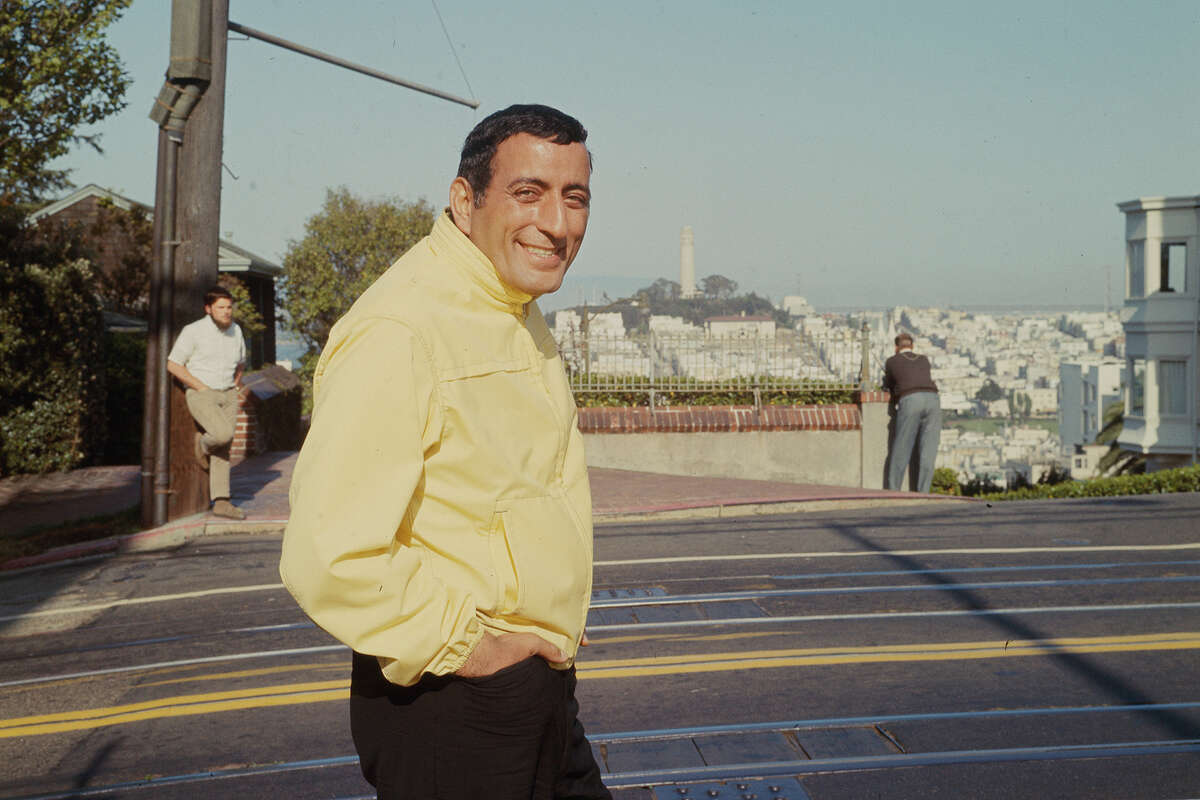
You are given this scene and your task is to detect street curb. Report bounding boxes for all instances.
[204,519,288,536]
[0,512,208,573]
[594,495,974,523]
[1,496,971,572]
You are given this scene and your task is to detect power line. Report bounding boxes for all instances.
[431,0,476,105]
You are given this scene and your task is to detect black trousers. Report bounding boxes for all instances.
[350,651,612,800]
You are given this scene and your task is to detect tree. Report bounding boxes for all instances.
[88,198,152,317]
[0,0,132,204]
[217,273,266,341]
[278,188,436,405]
[700,274,738,300]
[0,256,106,474]
[1095,400,1145,476]
[636,278,681,307]
[1005,389,1032,422]
[976,379,1004,403]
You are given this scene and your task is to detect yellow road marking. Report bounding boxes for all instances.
[0,680,346,734]
[576,631,1200,678]
[4,632,1197,737]
[141,663,346,688]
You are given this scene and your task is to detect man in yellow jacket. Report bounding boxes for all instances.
[280,105,610,799]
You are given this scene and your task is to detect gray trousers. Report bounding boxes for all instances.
[885,391,942,493]
[185,387,239,501]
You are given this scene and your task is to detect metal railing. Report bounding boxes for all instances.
[554,327,875,407]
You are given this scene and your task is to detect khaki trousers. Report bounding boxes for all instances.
[185,387,239,501]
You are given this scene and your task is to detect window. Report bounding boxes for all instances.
[1160,243,1187,293]
[1158,360,1188,416]
[1128,240,1145,298]
[1129,358,1145,415]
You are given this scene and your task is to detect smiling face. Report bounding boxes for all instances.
[206,297,235,330]
[450,133,591,298]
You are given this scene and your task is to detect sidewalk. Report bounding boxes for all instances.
[1,451,965,570]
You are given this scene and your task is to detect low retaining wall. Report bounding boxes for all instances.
[231,366,304,465]
[578,392,893,488]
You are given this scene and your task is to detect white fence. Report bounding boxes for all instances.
[554,330,876,400]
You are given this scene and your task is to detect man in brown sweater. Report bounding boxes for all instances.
[882,332,941,492]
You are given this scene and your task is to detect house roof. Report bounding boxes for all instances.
[30,184,282,277]
[1116,195,1200,213]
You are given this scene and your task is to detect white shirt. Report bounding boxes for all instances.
[167,315,246,390]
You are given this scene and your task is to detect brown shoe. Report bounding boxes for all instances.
[194,432,209,471]
[212,499,245,520]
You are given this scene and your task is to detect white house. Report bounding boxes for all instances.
[1115,195,1200,470]
[648,315,701,335]
[705,314,776,339]
[1058,358,1125,456]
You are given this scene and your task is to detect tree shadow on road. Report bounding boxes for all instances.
[825,519,1200,742]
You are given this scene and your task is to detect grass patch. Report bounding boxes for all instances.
[0,506,141,564]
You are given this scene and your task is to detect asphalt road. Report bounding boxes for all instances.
[1,494,1198,799]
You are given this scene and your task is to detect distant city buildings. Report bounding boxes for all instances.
[781,295,815,318]
[894,305,1121,484]
[550,294,1129,485]
[704,314,776,339]
[1058,358,1124,478]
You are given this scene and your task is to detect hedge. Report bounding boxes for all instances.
[0,258,106,475]
[572,375,856,408]
[981,464,1200,501]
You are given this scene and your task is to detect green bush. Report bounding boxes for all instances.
[101,331,145,465]
[573,375,855,408]
[0,398,90,473]
[931,467,960,495]
[981,464,1200,501]
[0,257,107,475]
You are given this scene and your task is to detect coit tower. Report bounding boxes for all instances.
[680,225,696,298]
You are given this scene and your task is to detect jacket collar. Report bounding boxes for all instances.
[430,211,532,314]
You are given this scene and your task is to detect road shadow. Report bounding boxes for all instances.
[825,518,1200,741]
[229,450,295,499]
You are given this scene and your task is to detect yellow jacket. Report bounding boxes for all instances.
[280,213,593,686]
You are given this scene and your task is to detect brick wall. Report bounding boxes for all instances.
[576,404,862,434]
[230,393,264,465]
[580,394,894,489]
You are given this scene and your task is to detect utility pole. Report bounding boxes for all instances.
[143,0,226,526]
[168,0,228,520]
[141,1,477,528]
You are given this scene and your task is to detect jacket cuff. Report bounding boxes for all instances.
[440,614,487,675]
[379,614,486,684]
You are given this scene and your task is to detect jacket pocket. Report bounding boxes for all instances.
[489,494,588,625]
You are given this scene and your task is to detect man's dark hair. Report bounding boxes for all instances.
[204,285,233,307]
[895,332,914,348]
[457,104,589,206]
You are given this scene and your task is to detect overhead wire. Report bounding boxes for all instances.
[431,0,476,105]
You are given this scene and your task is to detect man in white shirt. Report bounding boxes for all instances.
[166,285,247,519]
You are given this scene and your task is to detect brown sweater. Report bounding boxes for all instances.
[883,350,938,399]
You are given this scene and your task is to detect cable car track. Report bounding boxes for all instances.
[6,705,1200,799]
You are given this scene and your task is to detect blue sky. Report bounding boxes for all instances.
[53,1,1200,311]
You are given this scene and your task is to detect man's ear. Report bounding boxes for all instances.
[449,177,474,235]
